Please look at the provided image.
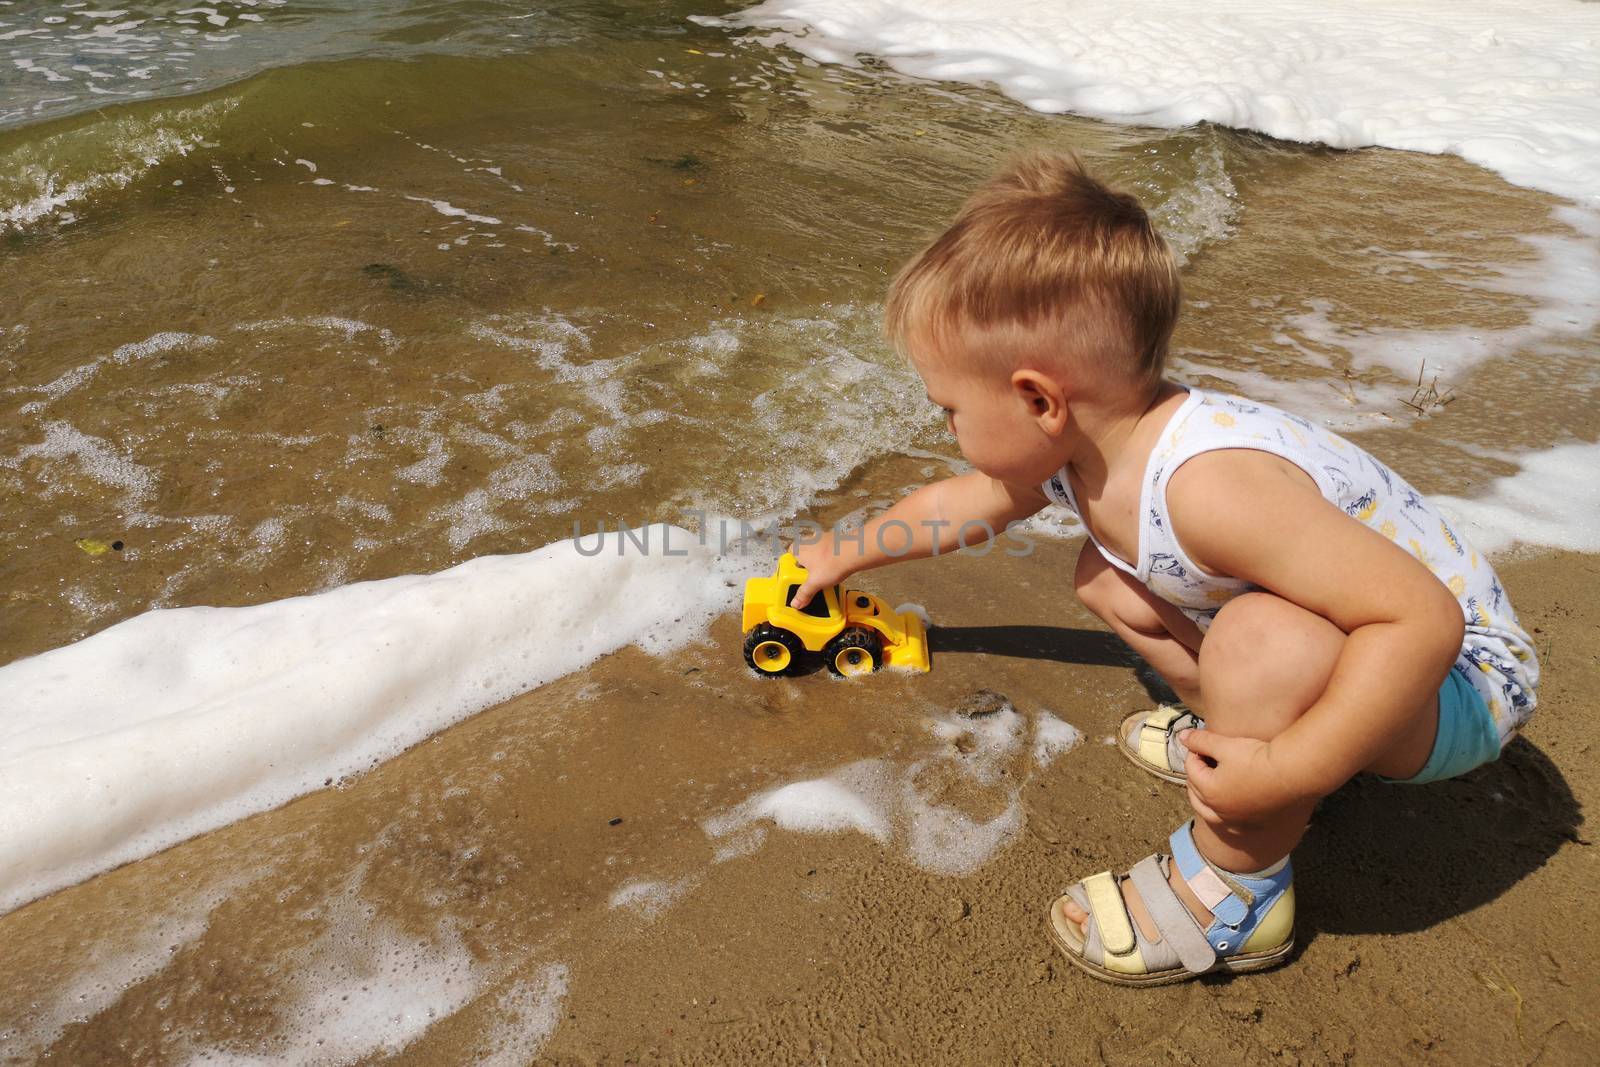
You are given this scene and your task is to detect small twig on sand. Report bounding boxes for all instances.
[1401,358,1457,415]
[1457,920,1527,1050]
[1327,371,1361,406]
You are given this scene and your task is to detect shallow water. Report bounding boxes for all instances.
[5,1,1596,669]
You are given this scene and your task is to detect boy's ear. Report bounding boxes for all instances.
[1011,368,1069,435]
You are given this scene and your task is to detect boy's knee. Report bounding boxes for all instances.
[1204,593,1340,675]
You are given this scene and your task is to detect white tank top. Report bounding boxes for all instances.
[1041,388,1538,745]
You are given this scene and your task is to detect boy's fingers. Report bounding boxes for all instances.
[1178,727,1232,763]
[790,583,813,609]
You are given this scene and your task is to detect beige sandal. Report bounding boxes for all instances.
[1048,820,1296,986]
[1116,705,1202,784]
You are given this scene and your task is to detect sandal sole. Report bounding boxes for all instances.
[1047,908,1294,987]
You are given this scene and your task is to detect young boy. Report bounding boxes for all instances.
[789,153,1539,985]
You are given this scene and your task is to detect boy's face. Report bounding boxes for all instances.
[912,346,1070,488]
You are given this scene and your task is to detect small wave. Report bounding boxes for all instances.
[0,97,236,231]
[1148,139,1239,266]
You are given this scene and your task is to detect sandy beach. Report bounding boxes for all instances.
[4,516,1595,1064]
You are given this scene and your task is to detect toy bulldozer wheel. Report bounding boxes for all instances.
[744,623,804,676]
[824,627,882,677]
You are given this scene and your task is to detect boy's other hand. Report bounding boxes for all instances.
[1181,729,1309,828]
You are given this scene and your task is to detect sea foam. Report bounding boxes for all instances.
[0,525,738,916]
[704,0,1600,203]
[1436,440,1600,557]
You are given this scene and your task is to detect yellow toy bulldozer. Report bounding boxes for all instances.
[741,553,931,677]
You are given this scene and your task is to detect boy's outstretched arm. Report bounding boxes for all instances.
[788,472,1047,608]
[1165,450,1467,823]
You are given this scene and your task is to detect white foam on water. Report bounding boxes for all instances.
[0,524,743,916]
[1176,203,1600,432]
[405,194,502,227]
[180,887,483,1066]
[233,315,396,347]
[707,770,893,841]
[892,601,931,628]
[3,873,252,1060]
[1278,207,1598,381]
[474,963,570,1067]
[11,331,217,412]
[1435,439,1600,556]
[707,0,1600,203]
[1,419,159,505]
[901,784,1022,877]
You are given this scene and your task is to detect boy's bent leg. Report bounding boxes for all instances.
[1190,592,1439,870]
[1074,545,1204,710]
[1059,590,1440,942]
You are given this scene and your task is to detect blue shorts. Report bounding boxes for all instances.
[1388,666,1502,785]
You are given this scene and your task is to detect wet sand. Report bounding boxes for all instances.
[4,518,1593,1065]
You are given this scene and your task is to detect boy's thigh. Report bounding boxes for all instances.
[1073,545,1203,651]
[1201,592,1442,779]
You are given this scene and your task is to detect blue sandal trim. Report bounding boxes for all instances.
[1168,821,1293,957]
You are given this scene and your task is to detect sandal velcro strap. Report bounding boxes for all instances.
[1081,871,1136,956]
[1170,822,1249,927]
[1127,855,1218,974]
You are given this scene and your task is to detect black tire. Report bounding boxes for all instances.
[744,623,804,676]
[823,627,883,677]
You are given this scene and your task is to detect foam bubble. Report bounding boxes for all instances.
[1032,712,1084,768]
[705,706,1087,877]
[12,331,216,411]
[708,772,892,841]
[9,882,235,1059]
[180,888,483,1065]
[404,195,502,227]
[607,877,695,919]
[475,964,570,1067]
[2,420,158,504]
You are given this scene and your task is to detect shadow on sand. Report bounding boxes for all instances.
[930,622,1182,705]
[929,622,1585,936]
[1299,737,1584,936]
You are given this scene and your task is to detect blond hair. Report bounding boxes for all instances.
[885,152,1180,391]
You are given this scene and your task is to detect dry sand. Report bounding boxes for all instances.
[2,526,1594,1066]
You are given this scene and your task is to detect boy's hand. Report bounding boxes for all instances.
[789,535,846,610]
[1181,729,1312,828]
